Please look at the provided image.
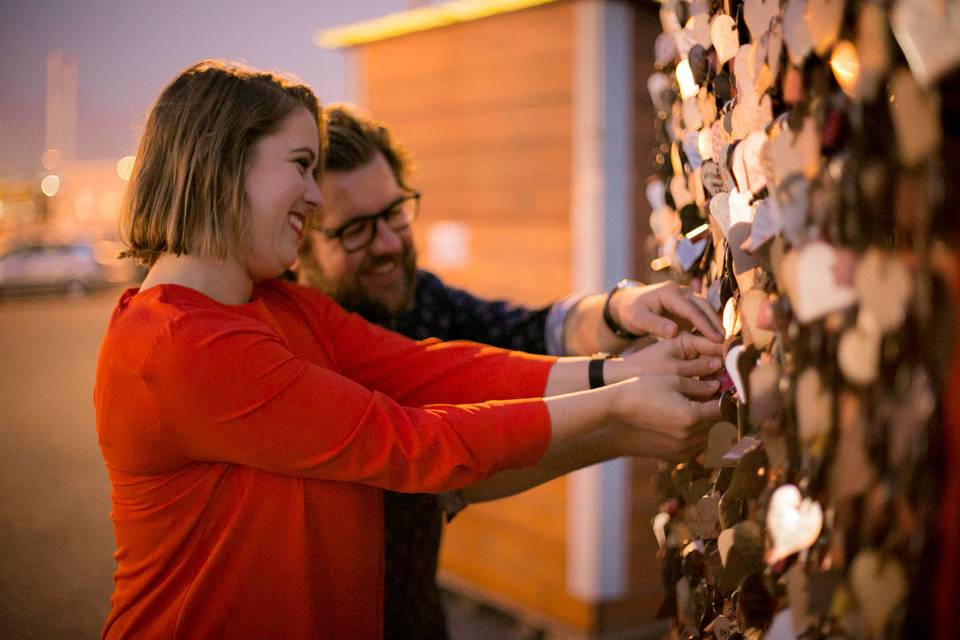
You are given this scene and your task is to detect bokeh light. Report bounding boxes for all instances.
[41,148,60,170]
[40,174,60,197]
[676,60,699,100]
[116,155,135,181]
[830,41,860,98]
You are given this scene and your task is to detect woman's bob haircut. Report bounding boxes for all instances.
[120,59,322,266]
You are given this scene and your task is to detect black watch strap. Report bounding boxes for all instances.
[588,353,613,389]
[603,279,640,340]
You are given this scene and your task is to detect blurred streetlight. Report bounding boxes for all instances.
[41,175,60,197]
[41,148,60,171]
[116,156,135,181]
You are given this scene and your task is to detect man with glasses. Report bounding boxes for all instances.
[295,104,723,639]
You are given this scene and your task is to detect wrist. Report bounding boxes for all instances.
[603,279,641,340]
[600,357,634,385]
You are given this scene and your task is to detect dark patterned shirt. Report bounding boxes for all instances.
[382,270,557,639]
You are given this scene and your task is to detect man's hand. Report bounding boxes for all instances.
[610,281,724,343]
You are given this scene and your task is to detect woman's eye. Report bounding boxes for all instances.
[295,158,310,172]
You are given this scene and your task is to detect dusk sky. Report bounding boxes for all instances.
[0,0,406,175]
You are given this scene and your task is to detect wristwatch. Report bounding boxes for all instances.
[603,279,640,340]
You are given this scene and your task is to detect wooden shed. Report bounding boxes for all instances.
[317,1,665,635]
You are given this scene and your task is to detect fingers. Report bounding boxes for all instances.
[674,376,721,398]
[675,332,724,358]
[686,294,725,339]
[659,287,724,343]
[621,305,680,340]
[687,398,721,426]
[672,355,723,377]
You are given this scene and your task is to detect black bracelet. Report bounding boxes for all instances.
[602,279,640,340]
[588,355,611,389]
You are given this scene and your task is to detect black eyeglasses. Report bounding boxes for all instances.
[315,191,420,252]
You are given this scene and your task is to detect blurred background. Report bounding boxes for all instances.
[0,1,669,638]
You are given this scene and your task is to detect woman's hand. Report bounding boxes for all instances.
[609,374,720,461]
[616,331,724,379]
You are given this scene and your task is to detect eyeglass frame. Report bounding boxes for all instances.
[314,190,421,253]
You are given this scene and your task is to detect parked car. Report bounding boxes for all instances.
[0,242,110,298]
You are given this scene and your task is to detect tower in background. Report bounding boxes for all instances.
[45,50,78,163]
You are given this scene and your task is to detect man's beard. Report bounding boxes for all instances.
[302,241,418,327]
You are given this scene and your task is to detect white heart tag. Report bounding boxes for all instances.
[732,142,749,193]
[701,161,728,196]
[764,116,820,186]
[682,97,704,131]
[709,192,732,237]
[646,178,667,210]
[710,120,732,161]
[723,297,741,338]
[687,13,713,49]
[749,197,781,251]
[795,367,832,446]
[745,0,779,39]
[647,72,672,111]
[788,241,858,323]
[766,484,823,563]
[711,14,740,63]
[849,550,907,637]
[891,0,960,88]
[838,326,881,386]
[670,174,695,209]
[659,5,683,34]
[698,129,715,161]
[734,44,757,98]
[889,69,942,167]
[705,421,739,468]
[711,615,737,640]
[649,207,680,242]
[655,32,679,68]
[854,248,913,333]
[770,175,811,247]
[805,0,844,55]
[732,91,773,139]
[725,345,747,401]
[783,0,814,64]
[741,131,768,194]
[652,511,671,549]
[765,17,784,81]
[718,528,735,566]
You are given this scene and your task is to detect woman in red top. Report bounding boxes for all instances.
[94,60,722,638]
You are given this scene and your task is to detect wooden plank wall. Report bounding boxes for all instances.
[357,1,574,307]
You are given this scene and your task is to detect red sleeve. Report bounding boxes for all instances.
[269,281,558,405]
[143,307,551,492]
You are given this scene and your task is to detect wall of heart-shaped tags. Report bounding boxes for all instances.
[643,0,957,637]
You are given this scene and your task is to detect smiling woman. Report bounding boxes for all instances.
[239,107,321,280]
[93,59,721,639]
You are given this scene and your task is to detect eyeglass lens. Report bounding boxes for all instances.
[340,195,418,251]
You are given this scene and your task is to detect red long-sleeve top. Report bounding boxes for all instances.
[94,280,555,639]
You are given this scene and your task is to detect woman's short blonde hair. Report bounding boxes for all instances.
[120,59,322,266]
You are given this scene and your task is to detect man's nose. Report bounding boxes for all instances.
[369,218,403,254]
